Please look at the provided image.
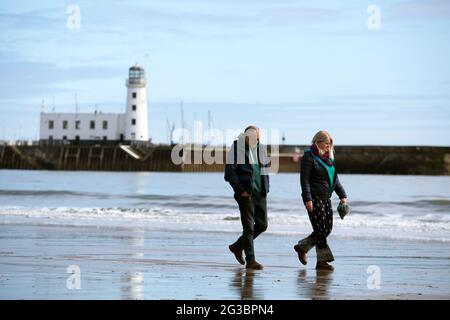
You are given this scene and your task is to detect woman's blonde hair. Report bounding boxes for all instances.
[312,130,335,159]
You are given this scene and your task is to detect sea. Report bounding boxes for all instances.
[1,170,449,243]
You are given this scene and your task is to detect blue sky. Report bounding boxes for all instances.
[0,0,449,145]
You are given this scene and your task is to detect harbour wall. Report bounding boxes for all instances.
[1,143,449,175]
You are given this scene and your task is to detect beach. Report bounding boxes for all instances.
[0,223,448,300]
[0,170,449,299]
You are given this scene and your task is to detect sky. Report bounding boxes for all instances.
[0,0,449,145]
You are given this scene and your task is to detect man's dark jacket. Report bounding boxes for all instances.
[224,141,270,197]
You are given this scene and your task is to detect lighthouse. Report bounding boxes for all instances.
[39,64,150,143]
[125,64,149,141]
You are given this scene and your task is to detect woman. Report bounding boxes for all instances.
[294,130,348,270]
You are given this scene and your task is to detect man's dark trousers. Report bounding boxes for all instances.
[231,191,268,262]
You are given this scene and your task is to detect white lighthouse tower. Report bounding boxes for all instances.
[125,64,149,141]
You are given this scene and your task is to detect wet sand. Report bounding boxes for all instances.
[0,222,448,300]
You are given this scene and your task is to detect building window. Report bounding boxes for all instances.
[102,120,108,130]
[63,135,67,140]
[75,120,80,130]
[90,121,95,129]
[63,120,68,129]
[48,120,54,129]
[49,135,53,141]
[132,92,137,98]
[75,135,80,141]
[131,118,136,125]
[103,136,107,141]
[132,105,136,111]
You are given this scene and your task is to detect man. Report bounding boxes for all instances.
[224,126,270,269]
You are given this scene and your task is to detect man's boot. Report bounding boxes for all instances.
[229,244,245,265]
[245,260,264,270]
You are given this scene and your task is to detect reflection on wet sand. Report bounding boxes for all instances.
[230,268,264,300]
[121,227,145,300]
[298,269,333,299]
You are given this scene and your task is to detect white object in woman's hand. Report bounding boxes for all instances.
[305,201,313,212]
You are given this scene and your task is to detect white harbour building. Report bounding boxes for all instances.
[39,64,149,143]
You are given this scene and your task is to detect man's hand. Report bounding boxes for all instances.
[305,201,313,212]
[240,191,250,197]
[340,198,347,204]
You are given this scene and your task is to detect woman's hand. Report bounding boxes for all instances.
[340,198,347,204]
[240,191,250,197]
[305,201,313,212]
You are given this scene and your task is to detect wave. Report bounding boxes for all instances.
[0,189,98,197]
[0,205,449,235]
[2,189,450,211]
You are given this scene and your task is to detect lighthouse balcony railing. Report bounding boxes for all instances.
[126,78,146,86]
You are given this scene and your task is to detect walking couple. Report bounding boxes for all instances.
[225,126,348,270]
